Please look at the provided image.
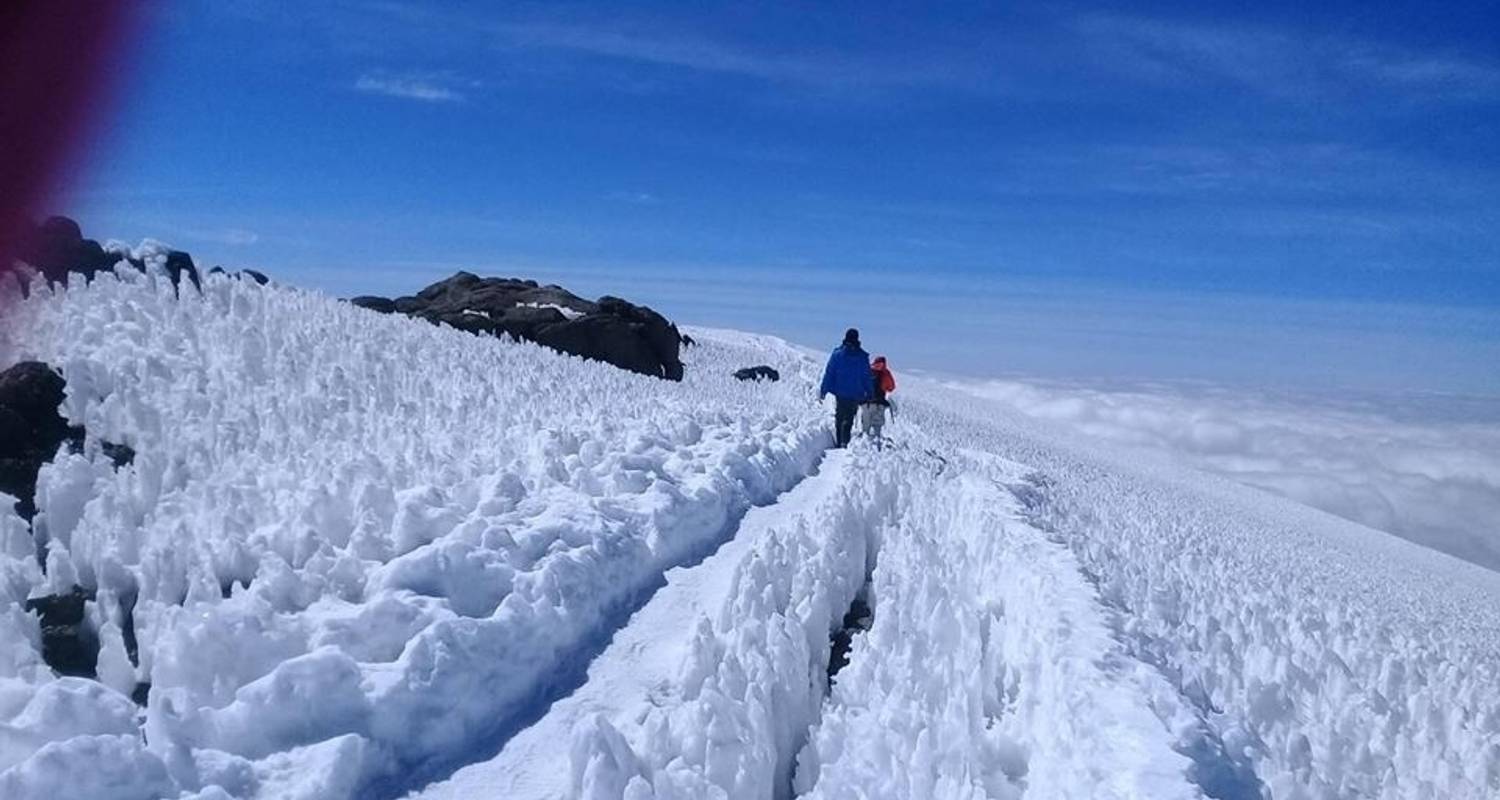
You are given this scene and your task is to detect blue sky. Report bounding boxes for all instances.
[65,1,1500,392]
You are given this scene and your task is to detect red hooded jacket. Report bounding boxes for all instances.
[871,357,895,400]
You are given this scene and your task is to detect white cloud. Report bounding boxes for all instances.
[215,228,260,246]
[490,20,985,94]
[608,190,659,205]
[940,376,1500,571]
[151,224,261,247]
[1076,13,1500,101]
[354,71,468,102]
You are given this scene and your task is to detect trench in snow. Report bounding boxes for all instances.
[1006,472,1266,800]
[368,451,832,800]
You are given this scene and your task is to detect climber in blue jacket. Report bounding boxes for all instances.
[819,328,872,448]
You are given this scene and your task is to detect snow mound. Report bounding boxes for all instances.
[0,266,826,797]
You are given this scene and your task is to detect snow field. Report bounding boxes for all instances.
[1,263,1497,799]
[417,448,853,800]
[0,265,829,799]
[901,383,1500,799]
[570,441,1204,800]
[1034,471,1500,799]
[798,461,1201,800]
[569,446,902,798]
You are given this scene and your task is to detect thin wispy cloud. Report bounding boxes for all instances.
[204,227,260,246]
[490,20,984,94]
[147,223,262,247]
[353,71,470,102]
[495,22,829,82]
[608,190,660,205]
[1077,13,1500,101]
[324,7,1500,107]
[981,140,1500,258]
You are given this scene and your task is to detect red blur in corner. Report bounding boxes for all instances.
[0,2,139,273]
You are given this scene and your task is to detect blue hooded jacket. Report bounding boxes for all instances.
[820,344,872,401]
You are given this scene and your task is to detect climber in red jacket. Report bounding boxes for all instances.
[861,356,896,441]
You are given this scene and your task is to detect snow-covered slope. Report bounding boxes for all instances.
[898,380,1500,799]
[1,265,1498,799]
[0,268,827,798]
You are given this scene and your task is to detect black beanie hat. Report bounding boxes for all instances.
[843,328,860,346]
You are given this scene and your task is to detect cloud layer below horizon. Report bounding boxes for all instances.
[939,376,1500,572]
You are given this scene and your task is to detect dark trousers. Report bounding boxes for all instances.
[834,398,858,448]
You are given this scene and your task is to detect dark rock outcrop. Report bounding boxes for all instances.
[101,441,135,468]
[24,587,99,679]
[350,295,397,314]
[162,250,200,290]
[0,361,144,689]
[0,362,80,520]
[12,215,204,290]
[13,216,118,283]
[828,594,872,681]
[353,272,685,380]
[0,361,132,520]
[0,361,67,420]
[208,266,270,285]
[734,366,780,382]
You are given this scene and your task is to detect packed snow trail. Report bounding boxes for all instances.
[565,442,902,798]
[568,442,1204,799]
[415,451,853,800]
[795,458,1201,800]
[364,446,832,799]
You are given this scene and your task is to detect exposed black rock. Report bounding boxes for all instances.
[0,406,27,451]
[349,296,397,314]
[0,361,79,520]
[14,215,202,290]
[119,591,140,667]
[0,361,132,523]
[1,362,145,688]
[14,216,118,283]
[828,594,872,682]
[121,590,149,705]
[101,441,135,468]
[0,458,39,520]
[207,267,267,285]
[0,360,67,419]
[351,272,685,380]
[24,586,99,679]
[163,250,200,290]
[734,366,780,382]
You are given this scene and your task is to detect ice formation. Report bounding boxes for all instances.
[0,264,1496,799]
